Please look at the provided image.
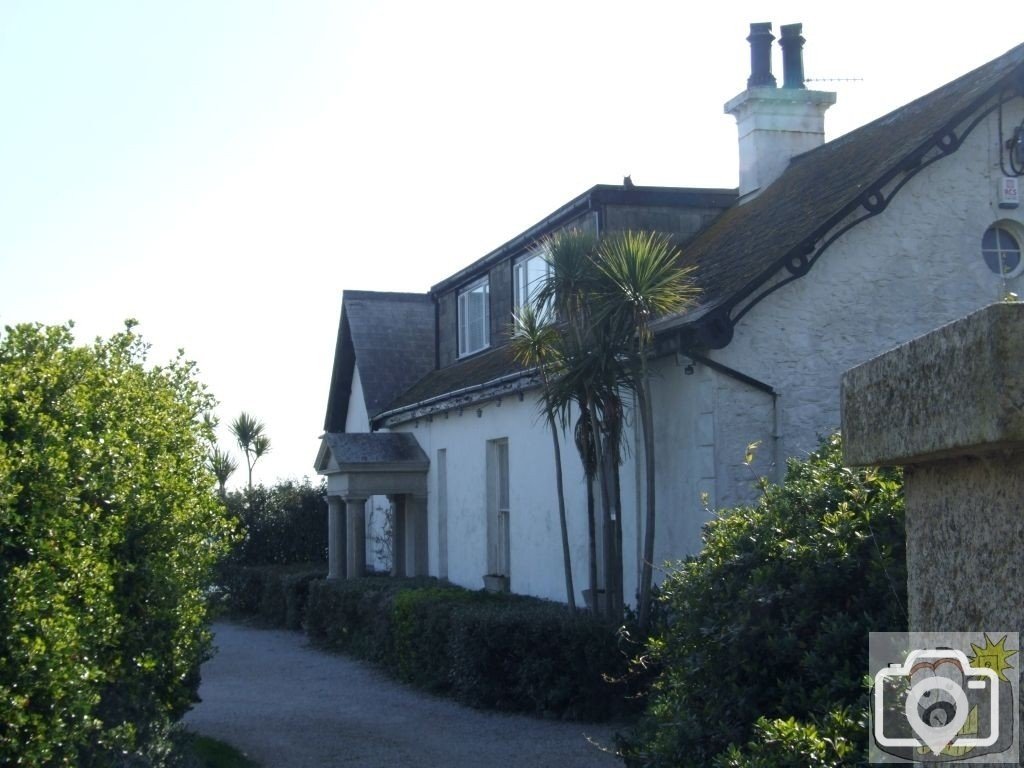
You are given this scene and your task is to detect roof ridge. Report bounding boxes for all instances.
[342,289,431,302]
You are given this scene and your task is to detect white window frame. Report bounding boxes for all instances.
[982,223,1024,278]
[513,246,553,323]
[457,277,490,357]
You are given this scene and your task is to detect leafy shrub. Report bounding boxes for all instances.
[622,433,905,767]
[391,587,487,691]
[217,564,326,628]
[305,576,437,663]
[305,577,629,720]
[225,479,328,566]
[711,708,863,768]
[283,570,326,630]
[448,600,631,720]
[0,323,236,766]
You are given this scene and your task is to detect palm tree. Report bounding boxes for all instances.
[230,412,271,490]
[509,304,575,612]
[595,230,699,630]
[537,227,633,617]
[536,228,604,613]
[208,446,238,498]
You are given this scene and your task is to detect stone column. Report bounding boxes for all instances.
[842,303,1024,750]
[389,495,406,578]
[327,495,347,580]
[344,496,367,579]
[405,494,428,577]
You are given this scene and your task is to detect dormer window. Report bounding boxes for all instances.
[458,277,490,357]
[513,246,552,322]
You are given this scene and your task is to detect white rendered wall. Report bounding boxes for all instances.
[378,100,1024,605]
[344,365,370,433]
[706,98,1024,512]
[393,394,612,605]
[590,98,1024,591]
[341,364,389,572]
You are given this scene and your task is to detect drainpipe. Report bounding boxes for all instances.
[686,352,783,482]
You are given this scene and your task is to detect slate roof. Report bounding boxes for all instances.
[323,291,435,430]
[377,345,529,418]
[663,43,1024,342]
[320,432,429,468]
[353,44,1024,425]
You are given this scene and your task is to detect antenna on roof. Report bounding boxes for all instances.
[805,77,864,83]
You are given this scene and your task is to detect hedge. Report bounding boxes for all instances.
[448,601,630,720]
[231,571,631,721]
[218,564,327,629]
[224,480,328,566]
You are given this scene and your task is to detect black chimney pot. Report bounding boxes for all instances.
[746,22,776,88]
[779,23,806,89]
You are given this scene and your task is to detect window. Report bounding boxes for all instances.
[458,277,489,356]
[513,246,552,321]
[486,438,510,579]
[982,224,1024,278]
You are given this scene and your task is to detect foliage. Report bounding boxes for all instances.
[391,587,487,692]
[0,322,237,767]
[304,576,435,664]
[448,600,633,720]
[229,412,270,490]
[525,228,699,621]
[711,709,863,768]
[216,564,326,629]
[300,577,630,720]
[595,230,698,630]
[225,479,328,566]
[509,303,575,611]
[178,732,260,768]
[208,447,238,498]
[621,433,906,767]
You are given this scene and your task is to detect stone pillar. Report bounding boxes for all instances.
[390,495,406,578]
[344,497,367,579]
[842,303,1024,750]
[327,495,347,580]
[405,494,428,577]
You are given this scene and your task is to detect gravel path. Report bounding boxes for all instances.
[184,621,625,768]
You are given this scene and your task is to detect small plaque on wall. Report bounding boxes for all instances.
[999,176,1020,209]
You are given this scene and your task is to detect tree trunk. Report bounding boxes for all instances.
[548,414,576,612]
[637,377,657,631]
[585,471,598,614]
[609,444,624,618]
[588,398,615,620]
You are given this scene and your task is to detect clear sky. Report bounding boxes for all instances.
[1,2,1019,488]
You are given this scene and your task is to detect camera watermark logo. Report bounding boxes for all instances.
[870,632,1018,763]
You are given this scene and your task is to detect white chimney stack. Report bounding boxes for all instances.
[725,23,836,199]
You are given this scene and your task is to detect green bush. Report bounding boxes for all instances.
[711,709,863,768]
[0,322,237,767]
[391,587,487,692]
[622,433,905,767]
[305,576,436,663]
[304,577,629,720]
[225,479,328,566]
[448,601,630,720]
[283,570,326,630]
[217,564,326,628]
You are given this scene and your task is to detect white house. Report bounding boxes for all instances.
[316,25,1024,607]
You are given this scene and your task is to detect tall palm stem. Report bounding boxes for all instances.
[636,377,657,630]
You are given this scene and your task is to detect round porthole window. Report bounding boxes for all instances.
[982,224,1024,277]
